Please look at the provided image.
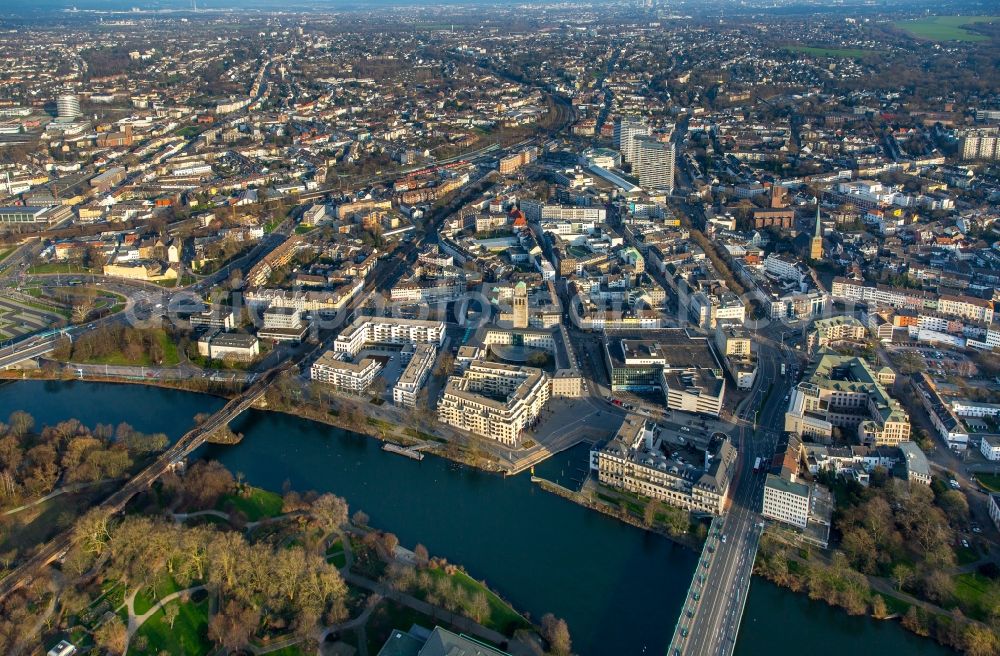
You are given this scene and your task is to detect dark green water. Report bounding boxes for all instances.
[0,381,954,656]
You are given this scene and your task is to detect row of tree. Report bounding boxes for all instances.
[0,412,166,507]
[52,324,171,365]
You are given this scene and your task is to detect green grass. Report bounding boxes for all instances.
[133,588,156,616]
[326,539,347,568]
[294,224,315,235]
[367,417,395,432]
[786,46,883,58]
[27,262,92,275]
[159,331,179,364]
[217,486,284,521]
[974,473,1000,492]
[880,593,911,616]
[176,125,202,138]
[0,247,14,262]
[133,597,211,655]
[952,572,1000,621]
[426,568,531,636]
[133,575,184,615]
[894,15,999,42]
[74,328,180,367]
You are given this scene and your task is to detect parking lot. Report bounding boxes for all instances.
[888,345,977,379]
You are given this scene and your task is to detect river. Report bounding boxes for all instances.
[0,381,953,655]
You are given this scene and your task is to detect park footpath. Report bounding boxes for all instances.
[152,509,519,656]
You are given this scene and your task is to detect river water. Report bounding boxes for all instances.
[0,381,953,655]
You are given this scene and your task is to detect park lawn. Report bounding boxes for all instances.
[158,330,180,364]
[879,593,911,616]
[786,46,882,58]
[0,486,112,556]
[294,224,315,235]
[217,486,284,521]
[76,328,180,367]
[132,575,184,616]
[367,417,396,432]
[27,262,92,275]
[952,572,1000,621]
[326,539,347,568]
[894,16,999,42]
[132,588,156,617]
[974,472,1000,492]
[426,568,531,636]
[134,597,211,655]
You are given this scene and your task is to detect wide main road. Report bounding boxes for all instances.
[679,332,798,655]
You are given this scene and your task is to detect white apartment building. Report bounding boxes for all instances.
[198,331,260,361]
[958,127,1000,161]
[785,352,910,447]
[246,284,363,314]
[390,280,466,304]
[334,316,446,357]
[632,135,675,192]
[310,351,381,393]
[690,291,745,329]
[614,117,649,164]
[393,343,437,408]
[807,316,867,352]
[262,306,303,329]
[662,369,726,417]
[437,360,550,447]
[763,474,811,529]
[982,435,1000,462]
[591,414,736,515]
[937,294,994,323]
[764,253,807,284]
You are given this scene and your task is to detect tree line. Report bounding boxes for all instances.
[0,411,166,508]
[756,469,1000,656]
[52,324,171,365]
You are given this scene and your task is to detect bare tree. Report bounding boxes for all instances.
[541,613,572,656]
[94,615,127,655]
[163,602,180,629]
[208,600,259,653]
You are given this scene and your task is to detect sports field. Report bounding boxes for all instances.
[786,46,882,58]
[894,15,999,42]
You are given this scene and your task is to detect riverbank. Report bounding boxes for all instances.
[0,368,512,474]
[531,475,706,552]
[0,367,243,400]
[754,530,997,654]
[0,380,961,655]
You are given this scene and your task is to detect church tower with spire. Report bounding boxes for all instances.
[810,203,823,261]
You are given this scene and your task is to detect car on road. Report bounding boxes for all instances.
[721,534,727,543]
